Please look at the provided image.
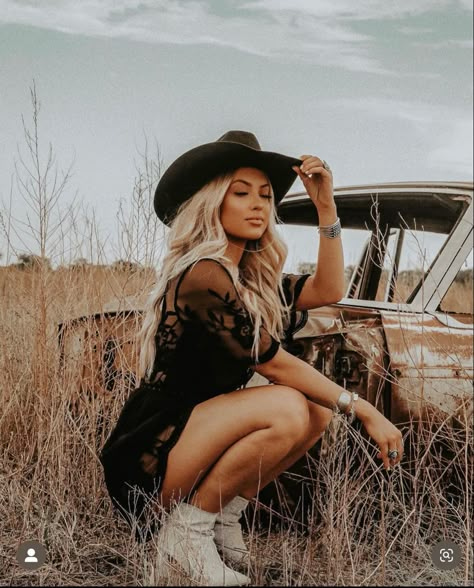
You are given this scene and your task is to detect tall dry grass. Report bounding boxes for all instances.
[1,84,472,585]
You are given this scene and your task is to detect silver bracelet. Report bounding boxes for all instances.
[334,391,359,424]
[335,391,352,413]
[318,217,341,239]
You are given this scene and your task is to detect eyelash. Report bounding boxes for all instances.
[235,192,272,199]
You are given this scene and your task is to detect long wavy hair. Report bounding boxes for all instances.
[138,170,292,382]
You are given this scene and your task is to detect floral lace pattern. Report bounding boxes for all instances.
[147,307,183,386]
[175,259,282,366]
[179,289,256,350]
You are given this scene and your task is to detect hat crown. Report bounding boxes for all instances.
[154,130,300,225]
[216,130,261,151]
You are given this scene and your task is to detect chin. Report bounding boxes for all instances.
[246,232,264,240]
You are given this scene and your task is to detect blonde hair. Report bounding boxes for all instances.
[138,171,292,382]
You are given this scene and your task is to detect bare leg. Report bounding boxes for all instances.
[194,399,333,504]
[189,424,302,511]
[238,399,333,498]
[158,385,310,512]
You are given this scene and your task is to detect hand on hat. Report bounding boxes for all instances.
[292,155,334,210]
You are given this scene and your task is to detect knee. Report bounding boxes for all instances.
[268,386,310,443]
[303,402,333,447]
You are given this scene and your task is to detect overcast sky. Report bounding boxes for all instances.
[0,0,472,268]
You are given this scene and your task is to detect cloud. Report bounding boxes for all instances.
[1,0,470,75]
[0,0,394,74]
[332,97,473,177]
[242,0,473,19]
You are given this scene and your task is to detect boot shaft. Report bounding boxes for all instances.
[156,501,250,586]
[216,496,249,525]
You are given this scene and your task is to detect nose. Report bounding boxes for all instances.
[251,199,264,210]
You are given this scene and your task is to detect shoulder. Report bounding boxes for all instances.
[186,257,233,279]
[177,257,236,293]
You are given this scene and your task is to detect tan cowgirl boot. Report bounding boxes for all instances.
[155,501,250,586]
[214,496,250,566]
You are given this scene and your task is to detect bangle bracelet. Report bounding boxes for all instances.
[335,391,352,413]
[318,217,341,239]
[334,391,359,424]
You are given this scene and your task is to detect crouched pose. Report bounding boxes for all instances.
[99,131,403,586]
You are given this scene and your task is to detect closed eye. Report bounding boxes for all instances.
[235,192,272,199]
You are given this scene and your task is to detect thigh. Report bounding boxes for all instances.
[306,399,334,437]
[158,384,308,505]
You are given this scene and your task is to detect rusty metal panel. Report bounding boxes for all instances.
[252,305,391,416]
[380,310,473,426]
[298,307,389,415]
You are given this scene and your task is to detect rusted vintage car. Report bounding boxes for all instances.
[58,181,473,524]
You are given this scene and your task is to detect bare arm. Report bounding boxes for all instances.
[255,347,404,470]
[255,347,373,420]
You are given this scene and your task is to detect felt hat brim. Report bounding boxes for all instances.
[154,138,302,226]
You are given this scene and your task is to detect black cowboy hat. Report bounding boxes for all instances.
[154,130,302,226]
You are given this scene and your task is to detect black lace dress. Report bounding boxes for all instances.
[99,258,311,542]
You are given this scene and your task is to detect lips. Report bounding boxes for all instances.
[246,217,264,222]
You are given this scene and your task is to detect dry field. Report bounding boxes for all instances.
[2,84,471,585]
[0,263,472,586]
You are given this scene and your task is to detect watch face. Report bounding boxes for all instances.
[338,391,351,409]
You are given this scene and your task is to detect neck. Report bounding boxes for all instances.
[224,240,247,268]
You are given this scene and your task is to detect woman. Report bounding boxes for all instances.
[99,131,403,586]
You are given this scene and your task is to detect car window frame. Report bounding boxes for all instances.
[279,185,473,314]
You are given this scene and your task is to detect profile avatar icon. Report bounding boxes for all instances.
[16,541,46,569]
[24,548,38,563]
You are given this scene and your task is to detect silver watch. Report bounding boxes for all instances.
[336,391,352,413]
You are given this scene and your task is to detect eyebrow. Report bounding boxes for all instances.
[231,179,270,188]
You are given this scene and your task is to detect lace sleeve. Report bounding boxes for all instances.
[280,272,312,311]
[175,258,280,366]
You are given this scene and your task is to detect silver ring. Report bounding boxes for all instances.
[388,449,399,460]
[322,159,331,172]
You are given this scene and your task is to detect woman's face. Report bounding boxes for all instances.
[220,167,272,246]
